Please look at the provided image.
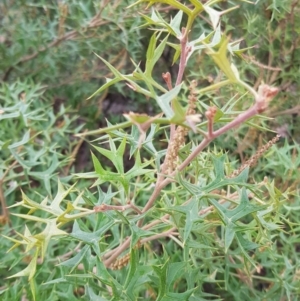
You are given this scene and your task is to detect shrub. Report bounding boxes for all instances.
[0,80,83,299]
[2,1,299,300]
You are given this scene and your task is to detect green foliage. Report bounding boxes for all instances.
[1,1,300,301]
[0,0,145,123]
[0,80,81,196]
[0,80,82,300]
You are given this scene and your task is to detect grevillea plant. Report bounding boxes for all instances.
[5,1,298,301]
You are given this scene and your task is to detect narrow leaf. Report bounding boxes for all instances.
[156,84,183,118]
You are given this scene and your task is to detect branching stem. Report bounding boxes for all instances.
[104,82,278,269]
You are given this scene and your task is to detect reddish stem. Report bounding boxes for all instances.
[175,28,189,86]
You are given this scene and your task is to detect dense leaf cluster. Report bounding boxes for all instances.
[1,1,299,301]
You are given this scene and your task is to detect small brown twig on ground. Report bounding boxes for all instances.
[63,133,86,176]
[269,105,300,117]
[94,202,142,215]
[241,54,282,72]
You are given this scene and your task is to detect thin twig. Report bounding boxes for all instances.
[94,203,142,215]
[103,237,131,267]
[63,132,86,175]
[0,159,18,224]
[140,227,178,244]
[2,12,110,80]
